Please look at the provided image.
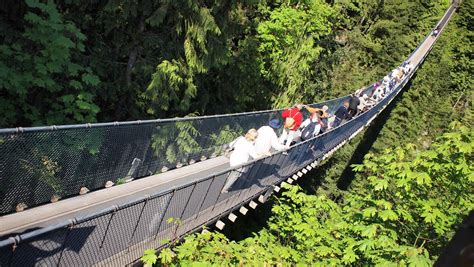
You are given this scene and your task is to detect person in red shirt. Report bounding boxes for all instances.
[279,104,303,147]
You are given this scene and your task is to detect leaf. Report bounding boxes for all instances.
[342,248,359,264]
[361,224,378,238]
[379,210,398,221]
[407,254,431,267]
[314,245,333,256]
[81,73,100,86]
[362,207,377,218]
[415,172,432,185]
[69,80,82,89]
[374,178,389,191]
[141,249,158,266]
[61,94,74,103]
[76,100,92,110]
[158,248,175,264]
[358,239,376,252]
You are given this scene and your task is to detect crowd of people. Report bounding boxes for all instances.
[221,60,414,193]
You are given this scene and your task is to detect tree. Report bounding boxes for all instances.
[0,0,100,127]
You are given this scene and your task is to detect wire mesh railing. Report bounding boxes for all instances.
[0,3,457,266]
[0,95,351,215]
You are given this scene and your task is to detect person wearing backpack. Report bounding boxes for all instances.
[304,105,330,133]
[348,94,360,117]
[279,104,303,147]
[299,110,322,141]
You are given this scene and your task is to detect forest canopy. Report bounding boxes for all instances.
[0,0,452,127]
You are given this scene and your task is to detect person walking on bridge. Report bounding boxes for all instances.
[304,105,329,119]
[279,104,303,148]
[333,101,350,127]
[222,129,259,193]
[254,119,287,155]
[348,94,360,117]
[298,110,322,141]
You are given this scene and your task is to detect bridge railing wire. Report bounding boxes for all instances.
[0,3,457,266]
[0,91,350,215]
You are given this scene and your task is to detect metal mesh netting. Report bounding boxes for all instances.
[0,96,351,214]
[9,228,69,266]
[0,4,457,266]
[0,103,312,214]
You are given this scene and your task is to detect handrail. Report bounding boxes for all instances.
[0,95,349,134]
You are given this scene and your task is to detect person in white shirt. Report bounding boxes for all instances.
[254,119,287,155]
[403,61,413,74]
[396,67,405,82]
[358,94,369,112]
[222,129,259,193]
[365,93,377,107]
[382,75,391,87]
[391,68,401,82]
[372,87,385,102]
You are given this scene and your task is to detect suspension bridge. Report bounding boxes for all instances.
[0,3,458,266]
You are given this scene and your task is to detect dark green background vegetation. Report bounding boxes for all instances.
[0,0,472,265]
[1,0,465,128]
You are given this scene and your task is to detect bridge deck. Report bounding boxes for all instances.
[0,156,230,236]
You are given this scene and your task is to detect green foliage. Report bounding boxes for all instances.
[115,178,126,185]
[145,59,197,114]
[0,0,455,127]
[351,123,473,254]
[369,0,473,153]
[309,0,472,197]
[155,122,471,265]
[256,1,335,107]
[151,114,202,167]
[141,249,158,266]
[142,1,247,116]
[0,0,100,127]
[145,2,473,254]
[313,0,450,101]
[20,152,63,194]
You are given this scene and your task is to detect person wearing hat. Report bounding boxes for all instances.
[319,105,330,132]
[306,105,331,132]
[254,119,287,155]
[305,105,329,118]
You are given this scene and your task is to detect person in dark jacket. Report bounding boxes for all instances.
[319,114,329,133]
[348,94,360,117]
[333,101,350,127]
